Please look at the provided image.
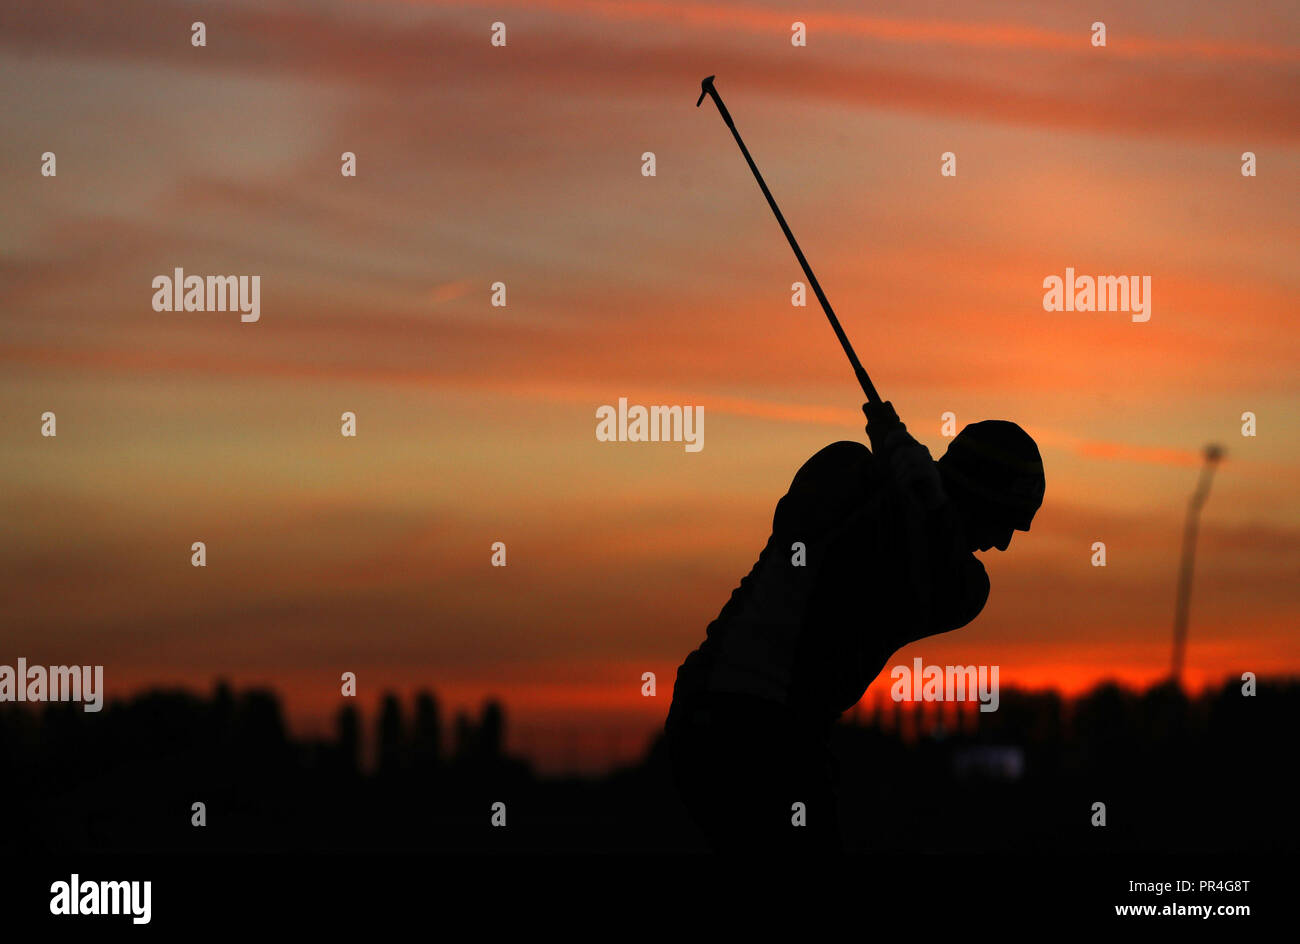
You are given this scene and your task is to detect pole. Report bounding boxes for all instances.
[1170,444,1225,685]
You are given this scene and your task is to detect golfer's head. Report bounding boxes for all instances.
[938,421,1045,553]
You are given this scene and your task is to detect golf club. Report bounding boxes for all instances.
[697,74,881,405]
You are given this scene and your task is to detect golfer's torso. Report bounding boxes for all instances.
[692,533,817,704]
[672,441,886,717]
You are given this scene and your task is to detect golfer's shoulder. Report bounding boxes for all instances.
[793,441,881,502]
[792,440,873,487]
[776,442,877,535]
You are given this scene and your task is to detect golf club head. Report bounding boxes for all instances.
[696,75,715,107]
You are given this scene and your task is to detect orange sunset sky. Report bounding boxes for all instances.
[2,0,1297,771]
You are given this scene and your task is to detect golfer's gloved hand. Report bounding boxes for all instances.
[863,400,903,455]
[864,401,946,511]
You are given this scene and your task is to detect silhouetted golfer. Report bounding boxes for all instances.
[665,401,1045,851]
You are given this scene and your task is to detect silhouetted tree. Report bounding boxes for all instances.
[412,691,442,771]
[480,700,504,760]
[377,693,405,778]
[336,704,361,777]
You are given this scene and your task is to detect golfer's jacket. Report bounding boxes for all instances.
[671,438,989,730]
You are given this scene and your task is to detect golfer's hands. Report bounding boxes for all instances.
[864,401,946,511]
[863,400,903,454]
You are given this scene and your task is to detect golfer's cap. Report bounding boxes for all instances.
[938,421,1045,530]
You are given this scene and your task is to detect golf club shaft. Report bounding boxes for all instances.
[699,78,880,404]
